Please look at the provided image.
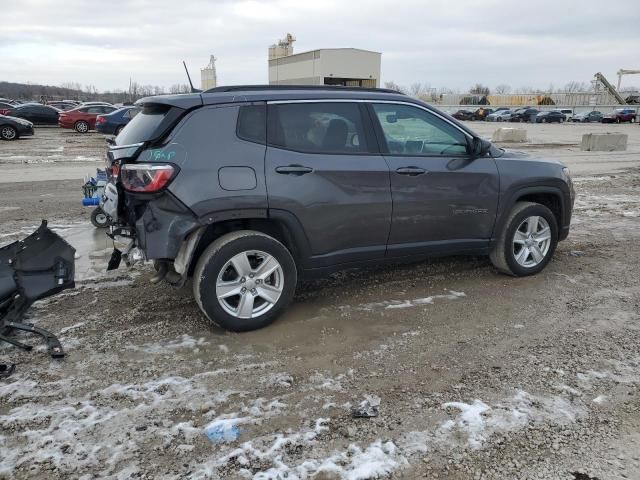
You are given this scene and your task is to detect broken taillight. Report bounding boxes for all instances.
[120,163,176,192]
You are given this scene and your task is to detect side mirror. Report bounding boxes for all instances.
[386,114,397,124]
[470,137,491,159]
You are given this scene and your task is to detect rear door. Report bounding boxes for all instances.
[368,102,499,258]
[265,101,392,268]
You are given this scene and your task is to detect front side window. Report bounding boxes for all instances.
[372,104,469,156]
[268,102,368,154]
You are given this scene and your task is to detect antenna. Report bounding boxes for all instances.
[182,61,201,93]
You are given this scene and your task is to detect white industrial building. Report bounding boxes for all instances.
[268,34,381,88]
[201,55,217,90]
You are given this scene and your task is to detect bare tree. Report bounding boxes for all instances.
[563,81,589,93]
[469,83,490,96]
[409,82,430,97]
[494,84,511,94]
[384,81,407,94]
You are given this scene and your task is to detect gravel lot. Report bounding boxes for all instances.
[1,123,639,480]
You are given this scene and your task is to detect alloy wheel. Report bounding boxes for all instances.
[512,216,552,268]
[1,126,16,140]
[216,250,284,319]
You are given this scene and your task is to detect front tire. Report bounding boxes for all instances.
[0,125,18,140]
[490,202,558,277]
[75,120,89,133]
[193,230,297,332]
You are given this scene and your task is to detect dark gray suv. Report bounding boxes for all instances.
[102,86,574,331]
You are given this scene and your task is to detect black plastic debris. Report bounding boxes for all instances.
[0,364,16,378]
[351,395,381,418]
[571,472,599,480]
[0,220,75,358]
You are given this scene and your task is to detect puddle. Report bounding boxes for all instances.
[54,223,132,282]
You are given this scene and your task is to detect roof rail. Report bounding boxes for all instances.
[202,84,404,95]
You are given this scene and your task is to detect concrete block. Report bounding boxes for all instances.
[492,128,528,143]
[581,133,628,152]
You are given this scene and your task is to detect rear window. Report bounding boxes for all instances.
[268,102,370,154]
[236,104,266,144]
[116,104,170,144]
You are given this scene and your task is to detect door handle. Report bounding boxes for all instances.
[275,165,313,175]
[396,167,427,176]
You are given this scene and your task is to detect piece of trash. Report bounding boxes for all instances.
[204,420,241,443]
[568,250,586,257]
[351,394,381,418]
[0,364,16,378]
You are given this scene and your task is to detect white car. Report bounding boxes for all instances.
[486,110,513,122]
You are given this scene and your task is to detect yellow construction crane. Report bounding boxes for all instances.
[617,69,640,90]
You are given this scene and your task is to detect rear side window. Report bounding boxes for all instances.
[116,104,170,145]
[236,104,266,144]
[268,102,369,154]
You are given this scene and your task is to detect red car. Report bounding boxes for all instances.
[58,105,117,133]
[601,108,637,124]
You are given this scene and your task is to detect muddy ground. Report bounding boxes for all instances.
[0,124,639,480]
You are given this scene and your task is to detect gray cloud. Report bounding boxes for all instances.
[1,0,638,91]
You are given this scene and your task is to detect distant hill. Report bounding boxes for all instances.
[0,80,190,104]
[0,81,94,102]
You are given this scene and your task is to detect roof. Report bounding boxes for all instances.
[136,85,406,109]
[270,47,381,59]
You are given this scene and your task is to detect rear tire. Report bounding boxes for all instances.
[193,230,297,332]
[0,125,18,140]
[75,120,89,133]
[490,202,558,277]
[115,125,124,136]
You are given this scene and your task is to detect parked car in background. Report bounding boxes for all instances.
[472,108,494,121]
[81,101,114,107]
[96,106,140,135]
[486,109,513,121]
[3,104,60,125]
[0,115,34,140]
[451,109,474,121]
[535,110,566,123]
[48,101,78,111]
[558,109,573,118]
[58,105,118,133]
[601,108,637,123]
[511,108,539,123]
[0,102,16,115]
[571,111,603,122]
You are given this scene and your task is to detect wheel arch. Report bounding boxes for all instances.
[180,212,311,279]
[495,185,569,243]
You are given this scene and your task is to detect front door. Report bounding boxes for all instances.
[265,101,392,268]
[369,102,500,257]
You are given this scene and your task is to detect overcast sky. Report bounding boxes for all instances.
[1,0,639,92]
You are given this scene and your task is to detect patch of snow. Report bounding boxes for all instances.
[354,290,466,311]
[125,334,208,353]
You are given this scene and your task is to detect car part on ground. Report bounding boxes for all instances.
[102,85,573,331]
[0,221,75,358]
